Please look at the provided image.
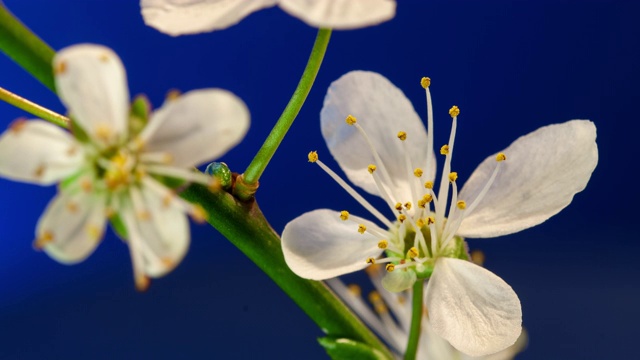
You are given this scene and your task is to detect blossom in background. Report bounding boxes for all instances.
[281,71,598,355]
[140,0,396,36]
[327,263,528,359]
[0,44,249,290]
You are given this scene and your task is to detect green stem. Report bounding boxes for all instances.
[0,4,56,92]
[236,28,331,199]
[0,86,69,127]
[181,184,394,359]
[404,281,424,360]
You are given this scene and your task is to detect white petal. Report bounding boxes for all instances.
[126,185,190,277]
[0,120,83,185]
[466,329,528,360]
[321,71,434,202]
[425,258,522,357]
[140,0,278,36]
[36,186,107,264]
[457,120,598,238]
[381,269,417,292]
[54,44,129,144]
[278,0,395,29]
[281,209,384,280]
[142,89,250,167]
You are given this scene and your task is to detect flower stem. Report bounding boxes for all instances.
[181,184,394,359]
[0,4,56,92]
[404,281,424,360]
[0,86,69,128]
[235,28,331,200]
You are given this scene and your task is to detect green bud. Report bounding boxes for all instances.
[205,162,232,190]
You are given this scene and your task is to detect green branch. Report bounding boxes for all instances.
[404,281,424,360]
[0,4,56,92]
[235,28,331,200]
[0,86,69,127]
[182,184,393,358]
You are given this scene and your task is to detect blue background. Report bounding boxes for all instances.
[0,0,638,358]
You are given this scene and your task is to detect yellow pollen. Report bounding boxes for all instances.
[440,144,450,155]
[385,263,395,272]
[449,172,458,182]
[369,291,382,303]
[345,115,357,125]
[347,284,362,297]
[422,194,433,203]
[398,214,407,223]
[471,250,486,266]
[418,199,427,208]
[366,257,376,265]
[449,105,460,117]
[34,231,54,249]
[340,210,350,221]
[397,131,407,141]
[66,202,79,213]
[191,205,208,223]
[165,89,181,101]
[87,224,101,240]
[408,247,419,258]
[427,216,435,225]
[54,61,67,75]
[358,224,367,234]
[395,202,403,211]
[414,168,423,178]
[308,151,318,163]
[404,202,412,210]
[416,218,425,228]
[496,152,507,162]
[424,181,434,189]
[420,77,431,88]
[367,164,377,174]
[457,200,467,210]
[377,240,388,249]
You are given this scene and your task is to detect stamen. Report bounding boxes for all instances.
[424,79,434,192]
[440,144,450,155]
[367,164,377,174]
[351,123,398,201]
[404,202,412,210]
[358,224,367,234]
[448,172,458,182]
[377,240,389,249]
[395,202,403,211]
[435,106,459,234]
[420,77,431,89]
[407,247,419,259]
[140,152,173,164]
[424,181,434,189]
[397,214,407,223]
[465,155,505,216]
[308,151,319,162]
[397,131,407,141]
[345,115,357,125]
[457,201,466,209]
[313,159,393,228]
[366,257,376,264]
[414,168,423,177]
[385,264,395,272]
[348,283,362,296]
[340,210,349,220]
[471,250,486,266]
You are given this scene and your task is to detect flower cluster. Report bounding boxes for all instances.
[281,71,598,355]
[0,44,250,290]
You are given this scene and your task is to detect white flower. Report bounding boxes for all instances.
[140,0,396,36]
[281,71,598,355]
[0,44,250,290]
[326,265,528,359]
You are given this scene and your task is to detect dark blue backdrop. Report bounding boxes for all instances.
[0,1,637,359]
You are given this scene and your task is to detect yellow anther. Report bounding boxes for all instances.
[135,275,150,292]
[408,247,419,258]
[398,214,407,223]
[414,168,424,177]
[161,257,175,268]
[377,240,389,249]
[33,165,46,179]
[99,53,110,63]
[426,216,436,225]
[397,131,407,141]
[54,61,67,75]
[440,144,450,155]
[449,172,458,182]
[457,200,467,210]
[367,164,377,174]
[66,202,79,213]
[347,284,362,297]
[9,118,27,133]
[385,263,395,272]
[449,105,460,117]
[191,204,208,224]
[345,115,357,125]
[137,210,151,221]
[471,250,486,266]
[420,77,431,88]
[416,218,425,228]
[308,151,318,163]
[496,152,507,162]
[358,224,367,234]
[369,291,382,303]
[422,194,433,203]
[165,89,181,102]
[80,179,93,193]
[87,224,101,240]
[366,257,376,265]
[424,181,434,189]
[404,202,412,210]
[34,231,54,249]
[340,210,350,221]
[395,202,403,211]
[417,199,427,208]
[374,303,388,315]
